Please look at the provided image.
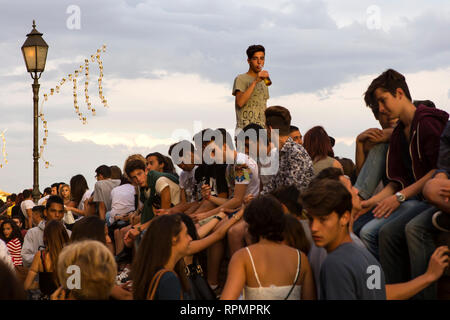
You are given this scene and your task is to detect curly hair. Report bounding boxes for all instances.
[0,219,23,244]
[244,194,285,242]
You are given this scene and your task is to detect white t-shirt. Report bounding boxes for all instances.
[109,184,136,225]
[78,190,93,211]
[226,152,260,197]
[37,195,50,206]
[179,167,197,203]
[20,199,35,218]
[155,177,181,207]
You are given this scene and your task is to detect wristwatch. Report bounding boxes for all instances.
[395,192,406,203]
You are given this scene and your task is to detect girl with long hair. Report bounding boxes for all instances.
[0,219,24,266]
[24,220,69,299]
[132,214,191,300]
[66,174,92,217]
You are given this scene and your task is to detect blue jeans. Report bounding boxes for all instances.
[379,205,438,299]
[105,211,112,227]
[353,210,375,237]
[355,143,389,200]
[359,199,429,261]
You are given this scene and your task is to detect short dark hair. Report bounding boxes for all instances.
[51,183,59,189]
[246,45,265,59]
[312,167,343,185]
[237,123,268,152]
[110,166,122,180]
[95,165,111,179]
[265,106,292,136]
[45,195,64,210]
[270,185,302,216]
[242,123,264,133]
[364,69,412,115]
[43,187,52,195]
[168,140,195,159]
[336,157,356,184]
[413,100,436,108]
[244,194,285,242]
[242,123,266,140]
[22,189,32,199]
[289,125,299,133]
[202,128,235,151]
[300,179,352,219]
[71,216,106,244]
[32,205,45,219]
[125,159,146,178]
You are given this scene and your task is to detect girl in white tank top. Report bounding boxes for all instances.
[243,247,302,300]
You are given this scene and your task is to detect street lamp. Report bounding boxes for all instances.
[21,20,49,204]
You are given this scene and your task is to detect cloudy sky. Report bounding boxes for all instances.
[1,0,450,194]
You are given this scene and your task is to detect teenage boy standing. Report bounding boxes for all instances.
[233,45,270,129]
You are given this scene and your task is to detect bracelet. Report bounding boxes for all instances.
[234,214,241,221]
[213,215,222,221]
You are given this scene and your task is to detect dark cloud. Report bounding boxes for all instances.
[2,0,449,97]
[2,0,450,192]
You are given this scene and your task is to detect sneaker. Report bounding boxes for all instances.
[432,211,450,232]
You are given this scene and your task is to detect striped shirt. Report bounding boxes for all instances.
[6,238,23,266]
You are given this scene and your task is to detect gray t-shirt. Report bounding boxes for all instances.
[92,179,121,212]
[232,73,269,129]
[320,242,386,300]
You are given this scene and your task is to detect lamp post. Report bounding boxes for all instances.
[21,20,49,204]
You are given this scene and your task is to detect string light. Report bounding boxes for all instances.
[0,130,7,168]
[38,45,108,167]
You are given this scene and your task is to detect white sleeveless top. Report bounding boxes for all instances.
[243,247,302,300]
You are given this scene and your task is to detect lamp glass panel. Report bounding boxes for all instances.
[36,46,48,71]
[23,46,37,71]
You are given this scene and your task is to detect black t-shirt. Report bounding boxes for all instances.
[194,164,228,199]
[399,131,415,186]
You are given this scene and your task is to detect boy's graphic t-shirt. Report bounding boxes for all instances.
[232,73,269,129]
[179,167,198,203]
[226,152,260,197]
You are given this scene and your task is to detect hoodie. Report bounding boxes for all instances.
[386,104,449,189]
[21,220,72,268]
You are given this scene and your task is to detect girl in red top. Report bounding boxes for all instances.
[0,219,24,266]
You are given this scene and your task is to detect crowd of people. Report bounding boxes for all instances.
[0,45,449,300]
